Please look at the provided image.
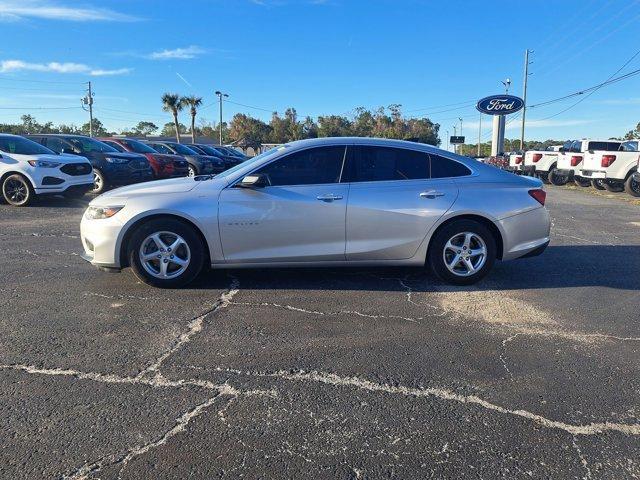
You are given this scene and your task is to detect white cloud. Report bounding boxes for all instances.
[0,0,139,22]
[0,59,132,76]
[148,46,206,60]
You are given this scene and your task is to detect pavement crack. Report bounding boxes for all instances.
[250,369,640,437]
[499,333,520,379]
[230,300,422,323]
[571,435,593,480]
[135,276,240,379]
[64,394,226,479]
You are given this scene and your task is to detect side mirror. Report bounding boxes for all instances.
[238,173,269,188]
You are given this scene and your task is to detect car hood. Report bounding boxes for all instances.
[90,177,203,205]
[3,152,89,164]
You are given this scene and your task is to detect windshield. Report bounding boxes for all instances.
[196,145,223,156]
[68,137,119,153]
[102,141,126,152]
[0,136,55,155]
[166,143,198,155]
[223,147,245,157]
[122,139,157,154]
[215,145,287,179]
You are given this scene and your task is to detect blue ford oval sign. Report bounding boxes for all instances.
[476,95,524,115]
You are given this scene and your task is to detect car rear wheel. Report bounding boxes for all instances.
[428,219,496,286]
[603,181,624,193]
[538,172,551,185]
[624,173,640,197]
[591,179,606,190]
[92,169,107,194]
[574,177,591,187]
[2,174,34,206]
[548,168,568,186]
[128,218,205,288]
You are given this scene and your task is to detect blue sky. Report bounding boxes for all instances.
[0,0,638,142]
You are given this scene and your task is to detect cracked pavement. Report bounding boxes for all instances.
[0,185,639,479]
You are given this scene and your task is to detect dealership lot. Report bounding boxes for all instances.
[1,186,639,479]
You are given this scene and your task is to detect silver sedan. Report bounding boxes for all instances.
[80,137,550,288]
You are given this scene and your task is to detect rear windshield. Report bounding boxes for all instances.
[121,139,157,154]
[587,141,621,151]
[0,135,54,155]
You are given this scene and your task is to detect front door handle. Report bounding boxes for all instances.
[420,190,445,199]
[317,194,343,202]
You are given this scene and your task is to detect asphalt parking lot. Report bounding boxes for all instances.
[1,185,639,479]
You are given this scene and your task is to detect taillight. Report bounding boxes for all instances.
[532,153,543,162]
[601,154,616,168]
[515,156,523,164]
[528,189,546,205]
[570,156,582,167]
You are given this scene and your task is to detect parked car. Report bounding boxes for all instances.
[143,141,224,177]
[188,144,245,170]
[579,140,640,195]
[80,137,550,288]
[506,151,523,174]
[0,134,93,206]
[556,139,622,188]
[98,138,189,179]
[220,146,250,160]
[522,145,565,185]
[28,134,152,194]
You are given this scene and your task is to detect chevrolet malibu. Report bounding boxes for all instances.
[80,138,551,288]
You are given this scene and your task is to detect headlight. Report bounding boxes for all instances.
[84,206,124,220]
[27,160,61,168]
[105,157,129,164]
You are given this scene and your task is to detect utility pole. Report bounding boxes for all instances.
[82,81,94,137]
[477,113,482,156]
[459,117,463,139]
[215,90,229,145]
[520,49,533,151]
[452,126,457,153]
[446,130,449,152]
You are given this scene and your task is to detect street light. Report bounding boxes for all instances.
[502,78,511,94]
[458,117,463,139]
[215,90,229,145]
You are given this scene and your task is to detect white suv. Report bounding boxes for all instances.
[556,139,622,188]
[522,145,564,184]
[0,134,94,206]
[579,140,639,195]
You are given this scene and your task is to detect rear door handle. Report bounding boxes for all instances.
[317,194,343,202]
[420,190,445,199]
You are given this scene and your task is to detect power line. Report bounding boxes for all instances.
[535,48,640,121]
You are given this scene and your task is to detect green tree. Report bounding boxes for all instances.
[80,118,107,136]
[301,116,318,139]
[161,93,184,143]
[228,113,271,148]
[624,122,640,140]
[317,115,352,137]
[161,122,187,137]
[269,111,288,143]
[180,95,203,144]
[131,121,158,136]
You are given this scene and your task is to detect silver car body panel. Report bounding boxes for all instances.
[80,137,550,270]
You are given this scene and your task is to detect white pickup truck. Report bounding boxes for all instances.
[556,139,622,188]
[579,140,640,195]
[522,145,564,184]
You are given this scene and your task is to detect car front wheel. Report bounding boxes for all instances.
[428,219,496,286]
[92,169,107,194]
[187,165,197,177]
[2,174,34,206]
[128,218,205,288]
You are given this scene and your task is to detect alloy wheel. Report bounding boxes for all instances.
[139,231,191,279]
[4,178,29,205]
[92,172,103,192]
[442,232,487,277]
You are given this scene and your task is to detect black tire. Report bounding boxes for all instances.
[2,173,35,206]
[603,181,624,193]
[428,219,497,286]
[91,169,107,194]
[591,179,606,190]
[574,177,591,187]
[548,168,568,186]
[538,172,551,185]
[624,173,640,197]
[128,218,205,288]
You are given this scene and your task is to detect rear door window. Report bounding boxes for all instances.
[344,146,429,182]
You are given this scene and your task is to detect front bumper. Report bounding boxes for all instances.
[33,172,95,195]
[80,213,126,269]
[102,164,153,186]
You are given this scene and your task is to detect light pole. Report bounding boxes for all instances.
[446,130,449,152]
[215,90,228,145]
[459,117,463,142]
[520,49,533,151]
[81,81,94,137]
[452,125,457,153]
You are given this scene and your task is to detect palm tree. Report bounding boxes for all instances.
[161,93,183,143]
[180,95,203,144]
